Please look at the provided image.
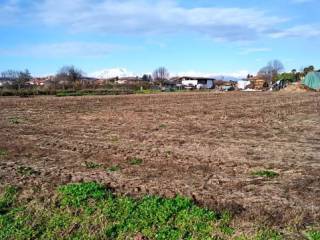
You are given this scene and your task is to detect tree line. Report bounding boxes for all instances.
[0,69,32,90]
[256,60,318,84]
[0,66,173,97]
[0,65,171,89]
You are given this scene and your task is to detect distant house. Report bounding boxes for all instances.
[29,76,55,86]
[29,78,46,86]
[0,78,11,87]
[116,77,141,85]
[178,76,215,89]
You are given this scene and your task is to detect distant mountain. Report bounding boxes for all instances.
[172,71,245,81]
[90,68,246,81]
[91,68,135,79]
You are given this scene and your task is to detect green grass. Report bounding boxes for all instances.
[56,89,134,97]
[58,182,108,207]
[0,182,238,240]
[254,229,283,240]
[305,230,320,240]
[0,186,17,214]
[251,170,279,179]
[4,182,317,240]
[84,161,101,169]
[129,158,143,165]
[135,89,162,94]
[234,229,283,240]
[107,165,121,172]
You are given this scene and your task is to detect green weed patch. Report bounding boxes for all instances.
[107,165,121,172]
[0,148,8,157]
[252,170,279,179]
[305,230,320,240]
[129,158,143,165]
[17,166,40,176]
[8,117,22,124]
[0,182,240,240]
[84,161,101,169]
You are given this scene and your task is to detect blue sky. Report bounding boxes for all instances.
[0,0,319,77]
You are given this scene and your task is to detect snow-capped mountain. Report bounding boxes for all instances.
[90,68,135,79]
[213,75,241,81]
[90,68,248,81]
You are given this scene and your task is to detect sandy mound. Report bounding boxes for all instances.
[281,83,312,93]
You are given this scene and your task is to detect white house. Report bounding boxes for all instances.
[179,77,215,89]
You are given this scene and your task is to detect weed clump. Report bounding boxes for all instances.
[0,148,8,158]
[8,117,22,124]
[129,158,143,165]
[107,165,121,172]
[17,166,40,176]
[84,161,101,169]
[252,170,279,179]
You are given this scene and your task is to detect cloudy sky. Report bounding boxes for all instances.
[0,0,319,77]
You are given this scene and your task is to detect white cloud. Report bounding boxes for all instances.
[270,25,320,38]
[0,0,21,25]
[31,0,286,42]
[239,47,272,55]
[0,42,121,57]
[172,70,249,79]
[291,0,314,3]
[89,68,250,79]
[2,0,319,43]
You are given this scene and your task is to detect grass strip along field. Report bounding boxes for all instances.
[0,182,318,240]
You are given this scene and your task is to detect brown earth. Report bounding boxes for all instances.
[0,92,319,233]
[281,83,312,93]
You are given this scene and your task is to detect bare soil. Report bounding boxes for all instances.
[0,92,319,232]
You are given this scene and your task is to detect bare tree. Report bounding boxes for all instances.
[153,67,169,84]
[1,69,32,90]
[258,60,284,85]
[17,69,32,90]
[55,65,83,89]
[1,70,19,81]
